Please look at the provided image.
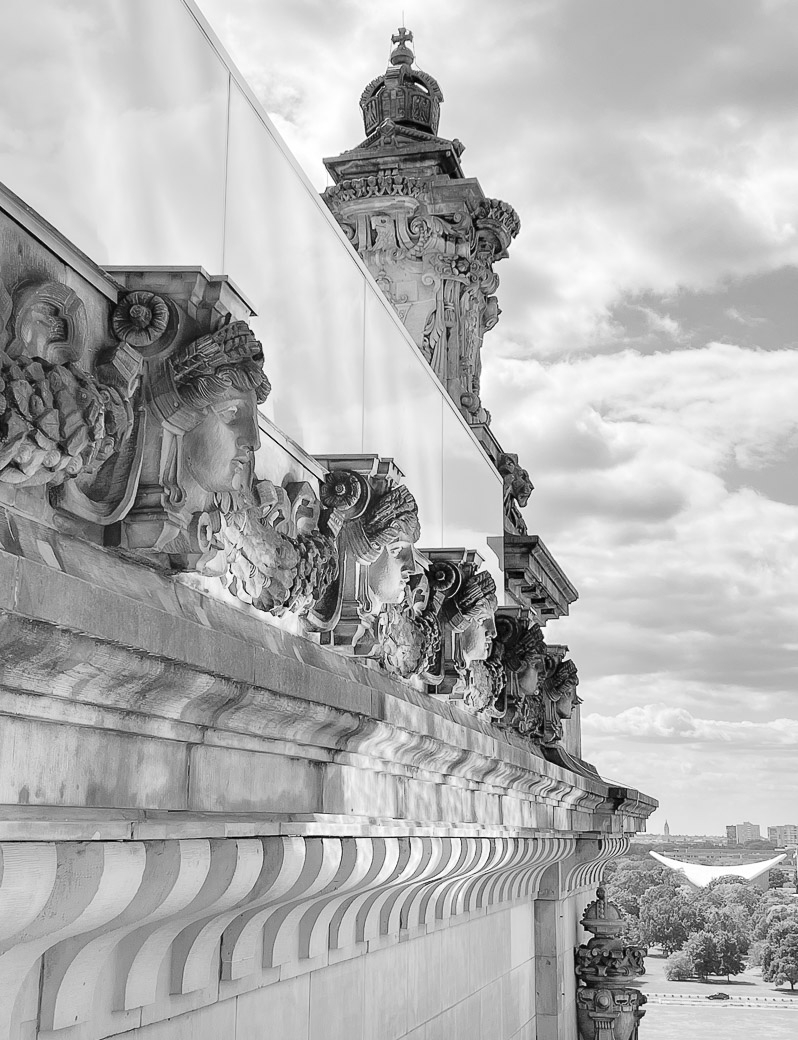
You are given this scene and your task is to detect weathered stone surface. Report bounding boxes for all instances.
[0,834,605,1036]
[0,39,659,1040]
[320,29,580,618]
[0,531,653,832]
[574,885,647,1040]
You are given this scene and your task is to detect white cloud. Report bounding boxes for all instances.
[188,1,798,833]
[197,0,798,356]
[584,705,798,748]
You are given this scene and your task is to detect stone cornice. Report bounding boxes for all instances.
[562,836,630,893]
[0,178,119,299]
[0,513,657,831]
[0,833,580,1033]
[504,533,580,621]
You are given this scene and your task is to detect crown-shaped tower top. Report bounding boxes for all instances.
[359,27,444,137]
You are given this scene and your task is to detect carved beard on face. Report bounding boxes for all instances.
[377,603,439,681]
[460,657,505,716]
[211,492,299,610]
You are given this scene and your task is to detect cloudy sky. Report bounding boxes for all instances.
[195,0,798,836]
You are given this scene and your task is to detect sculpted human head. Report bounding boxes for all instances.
[151,320,270,503]
[451,570,498,666]
[182,387,259,495]
[545,659,580,720]
[340,480,422,614]
[504,622,547,694]
[368,540,419,608]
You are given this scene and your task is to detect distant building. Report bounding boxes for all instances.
[768,824,798,846]
[726,821,761,845]
[664,820,670,837]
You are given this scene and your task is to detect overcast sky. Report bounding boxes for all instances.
[195,0,798,837]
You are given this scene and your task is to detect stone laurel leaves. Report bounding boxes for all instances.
[0,349,132,487]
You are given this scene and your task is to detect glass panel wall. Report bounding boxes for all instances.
[0,0,229,270]
[0,0,504,574]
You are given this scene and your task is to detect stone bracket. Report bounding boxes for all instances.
[0,833,576,1034]
[562,836,630,894]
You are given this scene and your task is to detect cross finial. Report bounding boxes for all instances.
[391,26,413,47]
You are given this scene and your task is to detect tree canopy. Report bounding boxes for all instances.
[762,921,798,990]
[606,853,798,983]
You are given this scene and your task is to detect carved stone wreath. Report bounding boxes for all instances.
[112,291,170,348]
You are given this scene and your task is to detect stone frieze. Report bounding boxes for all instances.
[0,188,581,752]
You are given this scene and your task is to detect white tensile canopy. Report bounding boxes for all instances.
[649,850,786,888]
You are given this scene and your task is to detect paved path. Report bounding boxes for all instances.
[646,991,798,1006]
[644,1003,798,1040]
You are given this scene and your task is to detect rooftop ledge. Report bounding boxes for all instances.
[0,507,656,840]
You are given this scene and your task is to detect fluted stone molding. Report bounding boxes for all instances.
[0,834,576,1033]
[562,837,630,894]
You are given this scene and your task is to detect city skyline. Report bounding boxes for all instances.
[197,0,795,832]
[635,818,798,839]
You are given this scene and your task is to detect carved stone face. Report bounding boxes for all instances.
[182,388,259,495]
[554,683,579,720]
[289,482,321,534]
[367,541,419,610]
[459,612,497,666]
[516,654,547,701]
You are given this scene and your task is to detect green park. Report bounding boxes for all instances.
[605,855,798,1037]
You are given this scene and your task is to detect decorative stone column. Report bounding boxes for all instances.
[574,886,647,1040]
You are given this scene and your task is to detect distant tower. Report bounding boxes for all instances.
[322,26,519,436]
[664,820,670,837]
[321,25,581,629]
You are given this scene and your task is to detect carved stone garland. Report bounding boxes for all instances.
[0,274,136,492]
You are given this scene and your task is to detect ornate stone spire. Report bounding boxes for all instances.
[322,28,580,625]
[359,26,444,137]
[575,887,648,1040]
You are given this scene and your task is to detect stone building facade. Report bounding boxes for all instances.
[0,4,656,1039]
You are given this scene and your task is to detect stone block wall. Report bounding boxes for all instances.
[105,902,538,1040]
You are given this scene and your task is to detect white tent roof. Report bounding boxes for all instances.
[649,850,786,888]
